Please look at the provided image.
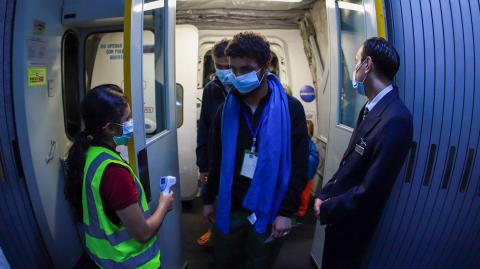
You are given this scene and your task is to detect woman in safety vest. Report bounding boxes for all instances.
[65,84,173,268]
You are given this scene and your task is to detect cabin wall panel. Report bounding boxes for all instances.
[12,0,83,267]
[0,0,53,267]
[364,0,480,268]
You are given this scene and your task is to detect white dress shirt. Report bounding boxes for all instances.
[365,84,394,112]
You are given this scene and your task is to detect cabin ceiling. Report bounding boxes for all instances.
[176,0,318,29]
[176,0,316,11]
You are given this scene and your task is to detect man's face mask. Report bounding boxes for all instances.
[230,68,266,94]
[352,59,368,96]
[215,68,233,86]
[113,119,134,146]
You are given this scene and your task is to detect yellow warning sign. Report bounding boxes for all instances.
[28,67,47,86]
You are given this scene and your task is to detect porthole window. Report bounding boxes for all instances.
[176,83,184,128]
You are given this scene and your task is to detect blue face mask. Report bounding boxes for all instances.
[230,68,266,94]
[113,119,134,146]
[215,68,233,86]
[352,60,367,96]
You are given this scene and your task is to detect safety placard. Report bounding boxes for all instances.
[28,67,47,86]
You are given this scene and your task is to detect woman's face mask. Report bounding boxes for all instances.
[230,68,266,94]
[113,119,134,146]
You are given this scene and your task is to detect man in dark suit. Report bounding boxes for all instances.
[314,37,413,269]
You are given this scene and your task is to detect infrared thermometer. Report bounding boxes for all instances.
[159,176,176,196]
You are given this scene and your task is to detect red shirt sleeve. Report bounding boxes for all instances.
[100,164,138,211]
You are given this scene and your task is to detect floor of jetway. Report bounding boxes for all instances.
[73,197,318,269]
[181,198,318,269]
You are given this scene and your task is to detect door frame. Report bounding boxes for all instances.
[324,0,383,182]
[0,0,53,267]
[310,0,386,267]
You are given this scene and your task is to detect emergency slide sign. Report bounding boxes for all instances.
[28,67,47,86]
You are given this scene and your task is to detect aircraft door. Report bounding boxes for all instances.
[124,0,184,268]
[323,0,382,186]
[311,0,384,266]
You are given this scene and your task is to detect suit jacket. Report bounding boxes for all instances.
[317,87,413,268]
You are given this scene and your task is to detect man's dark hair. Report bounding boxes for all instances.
[361,37,400,81]
[212,39,229,58]
[225,32,271,67]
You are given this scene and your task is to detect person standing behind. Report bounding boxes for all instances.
[196,39,232,246]
[295,120,320,224]
[203,32,309,268]
[314,37,413,269]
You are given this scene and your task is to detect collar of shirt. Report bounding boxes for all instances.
[233,89,272,116]
[366,84,394,112]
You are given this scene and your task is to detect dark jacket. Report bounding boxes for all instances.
[317,88,413,269]
[204,91,309,217]
[196,77,227,173]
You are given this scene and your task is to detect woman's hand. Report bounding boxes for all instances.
[118,190,175,243]
[159,190,174,211]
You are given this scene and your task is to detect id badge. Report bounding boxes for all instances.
[247,213,257,225]
[355,144,365,156]
[355,138,367,156]
[240,150,258,179]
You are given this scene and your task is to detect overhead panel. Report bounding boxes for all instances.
[176,0,316,29]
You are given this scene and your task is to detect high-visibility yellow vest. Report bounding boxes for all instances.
[82,146,160,269]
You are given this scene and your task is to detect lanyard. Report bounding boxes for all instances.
[242,106,269,153]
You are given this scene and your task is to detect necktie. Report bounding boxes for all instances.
[362,107,369,121]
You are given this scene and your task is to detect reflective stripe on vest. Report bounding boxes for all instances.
[82,147,160,269]
[86,249,160,269]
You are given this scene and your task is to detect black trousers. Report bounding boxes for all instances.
[322,225,372,269]
[213,211,284,269]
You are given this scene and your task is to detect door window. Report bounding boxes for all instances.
[84,30,166,137]
[176,83,184,128]
[143,4,167,139]
[62,30,81,140]
[337,0,367,128]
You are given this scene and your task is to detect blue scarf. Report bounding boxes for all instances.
[216,74,291,234]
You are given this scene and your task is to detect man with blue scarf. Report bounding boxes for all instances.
[203,32,309,268]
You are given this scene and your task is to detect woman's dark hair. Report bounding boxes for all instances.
[212,39,230,59]
[225,32,271,67]
[65,84,128,221]
[361,37,400,81]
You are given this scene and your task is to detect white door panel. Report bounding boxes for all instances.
[126,0,184,267]
[176,25,199,200]
[311,0,381,265]
[324,0,379,189]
